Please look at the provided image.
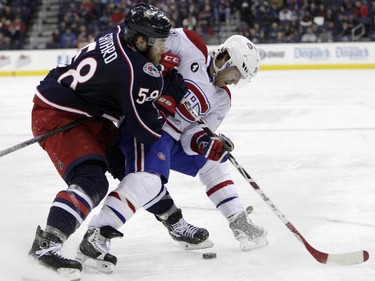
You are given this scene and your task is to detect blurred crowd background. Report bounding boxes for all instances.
[0,0,374,50]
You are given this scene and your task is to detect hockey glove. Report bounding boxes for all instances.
[160,52,180,77]
[218,133,234,152]
[191,130,230,162]
[155,95,177,118]
[105,137,125,181]
[159,68,188,116]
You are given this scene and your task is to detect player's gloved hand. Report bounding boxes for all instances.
[160,52,180,77]
[155,95,176,118]
[191,130,230,162]
[218,133,234,152]
[104,133,125,181]
[158,69,188,116]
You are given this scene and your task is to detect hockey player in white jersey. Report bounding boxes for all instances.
[76,28,268,272]
[157,29,268,250]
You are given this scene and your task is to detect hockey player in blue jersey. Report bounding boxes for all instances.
[28,4,187,279]
[75,28,268,273]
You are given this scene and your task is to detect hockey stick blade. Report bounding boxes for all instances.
[287,221,369,265]
[182,100,370,266]
[232,154,369,266]
[325,251,369,265]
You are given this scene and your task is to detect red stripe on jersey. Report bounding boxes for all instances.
[176,102,195,122]
[206,180,234,197]
[221,85,232,101]
[166,119,181,134]
[182,29,208,64]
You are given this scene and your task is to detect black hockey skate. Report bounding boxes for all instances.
[28,226,82,280]
[157,208,214,250]
[76,226,123,273]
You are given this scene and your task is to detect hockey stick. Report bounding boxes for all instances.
[182,100,369,265]
[0,117,90,158]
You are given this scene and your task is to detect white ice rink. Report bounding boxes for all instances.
[0,69,374,281]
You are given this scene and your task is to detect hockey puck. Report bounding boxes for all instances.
[202,252,217,259]
[246,205,254,214]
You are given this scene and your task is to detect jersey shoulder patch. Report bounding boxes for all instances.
[143,62,161,78]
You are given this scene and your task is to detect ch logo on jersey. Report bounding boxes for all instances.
[176,80,210,122]
[143,62,161,77]
[190,62,199,73]
[157,152,166,161]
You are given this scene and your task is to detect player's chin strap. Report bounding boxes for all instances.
[181,99,369,266]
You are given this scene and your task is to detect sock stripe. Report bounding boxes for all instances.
[108,191,121,200]
[51,202,84,224]
[108,205,126,224]
[126,199,136,213]
[54,190,91,218]
[216,196,238,208]
[206,180,234,197]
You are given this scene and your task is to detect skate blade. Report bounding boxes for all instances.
[239,235,269,252]
[177,238,214,250]
[57,268,81,281]
[24,258,81,281]
[76,251,114,274]
[22,269,81,281]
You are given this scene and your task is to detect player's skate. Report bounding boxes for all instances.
[76,226,123,273]
[157,208,214,250]
[28,225,82,281]
[229,211,268,251]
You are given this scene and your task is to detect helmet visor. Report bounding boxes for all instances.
[148,37,168,53]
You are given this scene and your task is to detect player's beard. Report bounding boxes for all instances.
[147,46,162,66]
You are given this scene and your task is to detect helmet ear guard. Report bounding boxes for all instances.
[213,35,260,86]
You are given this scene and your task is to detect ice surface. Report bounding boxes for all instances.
[0,70,374,280]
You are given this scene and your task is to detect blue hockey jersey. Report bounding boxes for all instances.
[35,23,165,144]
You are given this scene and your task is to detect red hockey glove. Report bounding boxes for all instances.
[191,130,230,162]
[218,133,234,152]
[159,69,188,116]
[160,52,180,77]
[156,95,177,117]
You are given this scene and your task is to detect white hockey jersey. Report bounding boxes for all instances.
[163,28,231,155]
